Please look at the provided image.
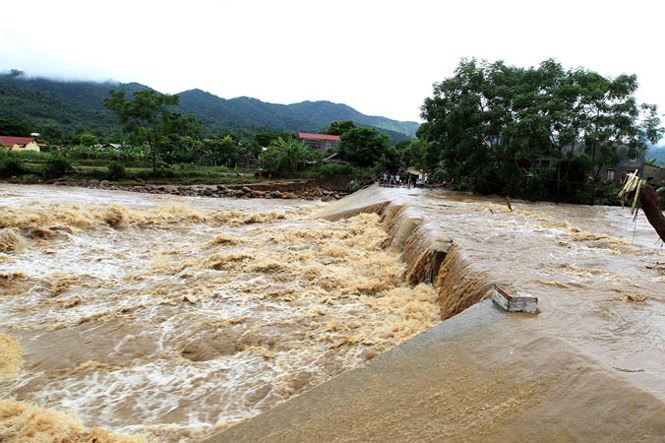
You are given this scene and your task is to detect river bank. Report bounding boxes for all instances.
[15,178,349,201]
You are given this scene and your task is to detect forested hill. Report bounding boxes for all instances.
[0,71,419,140]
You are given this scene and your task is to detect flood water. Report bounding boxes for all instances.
[2,184,665,442]
[0,184,439,441]
[323,186,665,399]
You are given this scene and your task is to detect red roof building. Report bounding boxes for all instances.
[0,136,37,148]
[298,133,341,151]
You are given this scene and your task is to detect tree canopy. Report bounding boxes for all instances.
[418,58,664,202]
[338,127,390,168]
[324,120,357,136]
[104,89,202,170]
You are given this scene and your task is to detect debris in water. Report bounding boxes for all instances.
[624,294,647,303]
[612,367,645,373]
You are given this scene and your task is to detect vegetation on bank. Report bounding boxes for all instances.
[2,59,664,205]
[417,58,664,204]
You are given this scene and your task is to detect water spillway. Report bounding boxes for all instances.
[209,185,665,442]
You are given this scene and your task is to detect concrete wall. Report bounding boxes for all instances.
[645,163,665,184]
[301,139,340,151]
[2,141,40,152]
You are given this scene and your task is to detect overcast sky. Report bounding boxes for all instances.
[1,0,664,124]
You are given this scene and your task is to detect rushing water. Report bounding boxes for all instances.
[0,184,439,442]
[322,186,665,399]
[2,184,665,442]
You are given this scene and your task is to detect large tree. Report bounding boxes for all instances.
[0,118,32,136]
[572,71,663,204]
[324,120,357,136]
[104,89,202,170]
[338,127,389,167]
[419,58,664,202]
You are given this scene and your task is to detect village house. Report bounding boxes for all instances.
[644,163,665,184]
[0,135,41,152]
[535,143,645,184]
[298,133,341,151]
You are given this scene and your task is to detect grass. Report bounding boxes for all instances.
[3,161,263,186]
[1,150,359,186]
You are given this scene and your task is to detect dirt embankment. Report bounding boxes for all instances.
[48,179,348,201]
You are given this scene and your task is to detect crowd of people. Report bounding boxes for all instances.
[378,170,437,188]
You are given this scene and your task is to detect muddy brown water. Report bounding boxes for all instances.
[2,184,665,442]
[0,184,438,441]
[320,186,665,396]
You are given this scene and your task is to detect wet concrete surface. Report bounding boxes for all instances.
[208,301,665,442]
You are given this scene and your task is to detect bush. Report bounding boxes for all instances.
[42,156,74,179]
[107,161,127,180]
[311,163,357,177]
[149,166,175,179]
[19,174,41,184]
[347,179,362,193]
[0,156,26,178]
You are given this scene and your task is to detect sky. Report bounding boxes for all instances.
[1,0,664,125]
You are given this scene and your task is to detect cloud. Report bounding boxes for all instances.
[1,0,664,124]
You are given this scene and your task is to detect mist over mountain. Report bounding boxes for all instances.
[0,71,419,141]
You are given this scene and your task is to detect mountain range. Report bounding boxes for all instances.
[0,71,419,141]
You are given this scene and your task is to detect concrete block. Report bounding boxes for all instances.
[491,284,538,313]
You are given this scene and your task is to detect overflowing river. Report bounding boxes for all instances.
[0,184,438,441]
[2,183,665,442]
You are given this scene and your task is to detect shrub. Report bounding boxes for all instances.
[107,161,127,180]
[347,179,362,193]
[19,174,41,184]
[311,163,356,177]
[42,156,74,179]
[0,157,26,178]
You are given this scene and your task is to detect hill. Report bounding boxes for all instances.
[0,71,419,142]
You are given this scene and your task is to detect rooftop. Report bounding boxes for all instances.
[0,136,35,147]
[298,132,341,141]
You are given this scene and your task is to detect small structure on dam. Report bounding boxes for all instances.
[491,284,538,313]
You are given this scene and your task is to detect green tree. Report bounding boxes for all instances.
[104,89,202,170]
[419,58,664,202]
[258,137,314,175]
[75,131,100,146]
[572,71,664,204]
[324,120,357,136]
[0,119,31,136]
[338,127,389,167]
[254,131,290,147]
